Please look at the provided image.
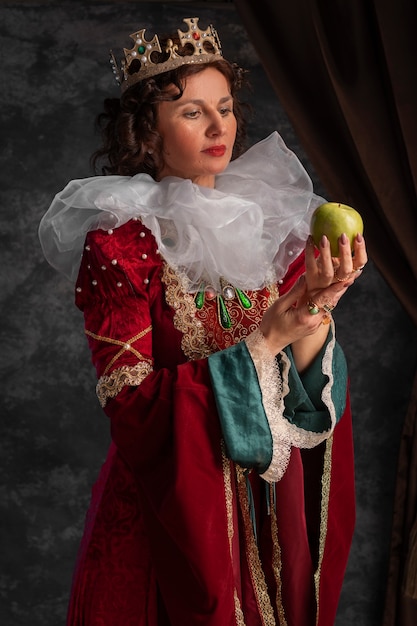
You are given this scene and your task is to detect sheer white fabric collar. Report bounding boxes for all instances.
[39,132,325,290]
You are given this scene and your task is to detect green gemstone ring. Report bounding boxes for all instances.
[308,301,320,315]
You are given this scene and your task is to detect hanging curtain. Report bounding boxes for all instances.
[233,0,417,623]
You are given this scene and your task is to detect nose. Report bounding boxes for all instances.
[206,111,226,136]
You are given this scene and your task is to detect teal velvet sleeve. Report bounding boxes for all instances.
[283,331,348,431]
[207,328,348,472]
[207,341,272,473]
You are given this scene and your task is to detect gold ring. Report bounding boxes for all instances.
[352,265,365,273]
[322,314,332,325]
[323,303,335,313]
[334,269,351,282]
[308,301,320,315]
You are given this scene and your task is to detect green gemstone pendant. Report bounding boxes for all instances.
[193,278,252,329]
[235,288,252,310]
[217,296,232,329]
[194,286,205,310]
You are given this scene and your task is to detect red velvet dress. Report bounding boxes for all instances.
[67,218,355,626]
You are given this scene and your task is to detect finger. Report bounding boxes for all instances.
[352,233,368,270]
[317,235,335,282]
[279,274,308,309]
[263,275,308,333]
[335,233,368,282]
[308,279,353,314]
[303,298,336,330]
[336,233,354,278]
[305,235,319,274]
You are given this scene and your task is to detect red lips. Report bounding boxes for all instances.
[202,145,226,157]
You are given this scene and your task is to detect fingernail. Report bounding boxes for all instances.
[307,235,314,246]
[340,233,348,244]
[356,233,363,243]
[320,235,328,247]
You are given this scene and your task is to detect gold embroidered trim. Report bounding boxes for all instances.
[269,483,287,626]
[162,260,280,359]
[195,284,277,354]
[235,465,276,626]
[314,435,333,625]
[96,361,153,408]
[161,263,212,360]
[234,589,246,626]
[221,441,234,550]
[221,442,246,626]
[320,318,338,431]
[267,282,279,306]
[85,325,152,374]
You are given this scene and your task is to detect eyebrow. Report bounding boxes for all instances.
[178,95,233,107]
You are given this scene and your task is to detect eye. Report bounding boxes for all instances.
[219,106,232,116]
[184,110,201,119]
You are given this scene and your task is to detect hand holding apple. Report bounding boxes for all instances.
[310,202,364,257]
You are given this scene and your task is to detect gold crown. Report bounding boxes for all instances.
[110,17,223,92]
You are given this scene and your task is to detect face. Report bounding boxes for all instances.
[156,66,237,188]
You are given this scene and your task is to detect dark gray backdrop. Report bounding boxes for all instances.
[1,2,416,625]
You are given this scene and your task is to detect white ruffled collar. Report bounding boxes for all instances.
[39,132,325,290]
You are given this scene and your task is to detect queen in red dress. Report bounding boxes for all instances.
[39,16,367,626]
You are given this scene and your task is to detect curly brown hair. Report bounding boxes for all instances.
[91,58,249,178]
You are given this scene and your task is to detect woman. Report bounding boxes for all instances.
[39,16,367,626]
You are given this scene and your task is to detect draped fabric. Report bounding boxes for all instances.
[233,0,417,623]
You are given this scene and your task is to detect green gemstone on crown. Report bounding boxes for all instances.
[137,45,146,54]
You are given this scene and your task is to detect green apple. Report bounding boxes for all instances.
[310,202,364,257]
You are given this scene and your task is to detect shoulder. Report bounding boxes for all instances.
[75,219,163,307]
[86,218,158,258]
